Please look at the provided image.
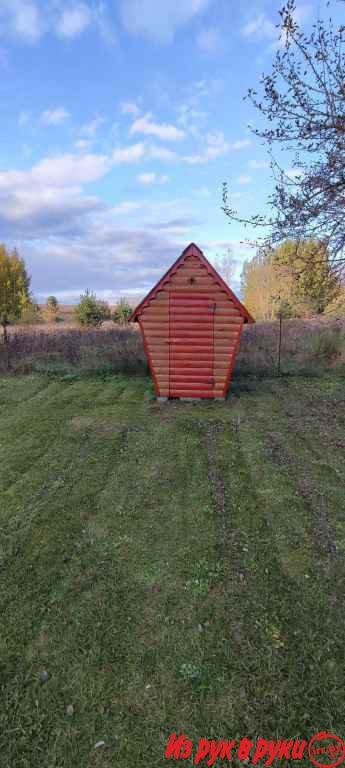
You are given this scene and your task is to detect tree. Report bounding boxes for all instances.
[0,244,31,344]
[325,287,345,317]
[223,0,345,277]
[113,298,132,325]
[241,249,279,320]
[44,295,60,323]
[214,247,236,286]
[241,238,339,319]
[74,290,111,327]
[272,239,340,315]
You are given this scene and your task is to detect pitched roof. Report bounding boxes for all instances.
[129,242,255,323]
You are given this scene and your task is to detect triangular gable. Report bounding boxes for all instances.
[129,242,255,323]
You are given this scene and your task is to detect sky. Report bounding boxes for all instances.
[0,0,340,303]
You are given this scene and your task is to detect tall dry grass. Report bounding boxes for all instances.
[0,317,344,377]
[0,324,146,376]
[236,317,345,375]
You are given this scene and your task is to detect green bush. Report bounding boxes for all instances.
[74,290,111,328]
[113,298,132,325]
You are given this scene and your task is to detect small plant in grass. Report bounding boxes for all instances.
[179,661,202,682]
[74,290,111,327]
[113,297,132,325]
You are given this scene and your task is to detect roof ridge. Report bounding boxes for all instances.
[129,243,255,323]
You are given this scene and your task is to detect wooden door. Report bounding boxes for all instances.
[169,292,215,398]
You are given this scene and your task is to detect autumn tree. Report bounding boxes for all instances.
[0,244,31,344]
[241,249,279,320]
[272,239,340,315]
[241,238,339,319]
[223,0,345,277]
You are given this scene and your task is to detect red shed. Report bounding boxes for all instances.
[130,243,254,400]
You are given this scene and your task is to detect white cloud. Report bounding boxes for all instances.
[183,132,251,165]
[120,0,212,43]
[0,0,43,43]
[74,139,94,151]
[120,101,140,116]
[41,107,70,126]
[237,174,251,185]
[112,143,146,164]
[80,116,106,136]
[55,2,92,39]
[0,183,100,224]
[242,13,276,41]
[147,145,178,162]
[130,112,185,141]
[136,172,169,185]
[0,153,111,191]
[197,26,224,55]
[112,201,144,215]
[249,159,270,169]
[231,138,251,150]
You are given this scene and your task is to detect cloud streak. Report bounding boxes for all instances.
[41,107,70,125]
[130,113,185,141]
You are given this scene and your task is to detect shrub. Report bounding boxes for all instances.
[113,298,132,325]
[309,328,345,362]
[43,296,60,323]
[74,290,111,327]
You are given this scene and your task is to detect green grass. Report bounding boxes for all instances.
[0,372,345,767]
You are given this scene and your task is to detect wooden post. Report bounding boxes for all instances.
[277,313,282,377]
[2,322,10,371]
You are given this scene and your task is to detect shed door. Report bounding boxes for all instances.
[169,292,215,398]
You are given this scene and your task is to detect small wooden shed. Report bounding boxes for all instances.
[130,243,254,399]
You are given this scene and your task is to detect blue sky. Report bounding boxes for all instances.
[0,0,335,302]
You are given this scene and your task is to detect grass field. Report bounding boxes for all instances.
[1,371,345,767]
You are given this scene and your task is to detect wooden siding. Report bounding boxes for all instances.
[139,254,244,398]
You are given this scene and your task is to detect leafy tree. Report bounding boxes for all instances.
[241,249,279,320]
[74,290,111,327]
[325,287,345,317]
[223,0,345,277]
[241,239,340,319]
[113,298,132,325]
[0,244,31,343]
[272,239,340,315]
[44,295,60,323]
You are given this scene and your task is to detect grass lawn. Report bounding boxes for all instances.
[0,371,345,767]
